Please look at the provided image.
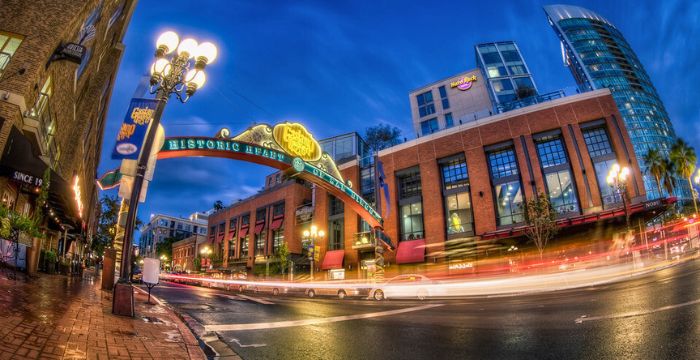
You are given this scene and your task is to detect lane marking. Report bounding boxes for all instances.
[205,304,442,332]
[230,338,267,348]
[236,294,274,305]
[218,294,244,301]
[575,297,700,323]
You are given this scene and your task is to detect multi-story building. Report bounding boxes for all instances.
[171,234,207,272]
[139,212,209,258]
[0,0,136,258]
[409,69,493,137]
[543,4,680,200]
[209,90,670,280]
[475,41,539,112]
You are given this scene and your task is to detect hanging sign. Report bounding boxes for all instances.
[111,98,158,160]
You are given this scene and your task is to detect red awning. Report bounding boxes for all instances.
[239,227,249,238]
[254,222,265,234]
[321,250,345,270]
[395,239,426,264]
[270,217,284,231]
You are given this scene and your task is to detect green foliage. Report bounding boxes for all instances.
[44,250,57,263]
[36,168,51,212]
[522,192,558,259]
[193,256,201,271]
[0,204,43,239]
[670,138,697,213]
[91,195,120,257]
[155,236,181,260]
[213,200,224,211]
[275,242,289,275]
[365,123,402,152]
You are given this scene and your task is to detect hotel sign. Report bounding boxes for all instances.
[450,75,477,91]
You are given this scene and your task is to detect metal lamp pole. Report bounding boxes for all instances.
[113,31,217,316]
[117,31,217,281]
[607,164,631,230]
[303,225,324,281]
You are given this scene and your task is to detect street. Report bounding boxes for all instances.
[146,259,700,359]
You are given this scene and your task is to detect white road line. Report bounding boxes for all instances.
[230,338,267,348]
[236,294,275,305]
[205,304,442,332]
[575,297,700,323]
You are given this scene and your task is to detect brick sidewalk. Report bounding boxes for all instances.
[0,269,206,359]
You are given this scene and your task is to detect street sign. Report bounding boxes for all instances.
[142,258,160,285]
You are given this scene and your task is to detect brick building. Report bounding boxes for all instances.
[0,1,136,254]
[209,89,669,280]
[171,234,207,272]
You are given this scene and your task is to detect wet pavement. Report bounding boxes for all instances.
[149,258,700,360]
[0,268,205,359]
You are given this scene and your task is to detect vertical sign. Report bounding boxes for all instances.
[111,98,159,160]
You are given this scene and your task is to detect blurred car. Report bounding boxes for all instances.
[304,285,368,299]
[252,284,289,296]
[368,274,443,301]
[131,268,142,283]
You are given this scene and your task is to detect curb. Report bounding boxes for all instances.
[133,285,242,359]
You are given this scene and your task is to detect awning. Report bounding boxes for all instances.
[396,239,426,264]
[270,217,284,231]
[254,222,265,234]
[321,249,344,270]
[239,227,249,238]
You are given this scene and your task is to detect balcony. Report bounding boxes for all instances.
[22,103,55,162]
[352,231,376,250]
[496,89,568,113]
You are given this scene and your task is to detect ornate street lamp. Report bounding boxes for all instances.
[607,163,631,229]
[114,30,217,316]
[302,225,325,281]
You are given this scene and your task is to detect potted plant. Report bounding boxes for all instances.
[44,250,57,274]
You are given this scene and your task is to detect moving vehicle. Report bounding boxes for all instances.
[368,274,441,301]
[304,285,369,299]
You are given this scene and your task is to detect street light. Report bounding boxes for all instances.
[302,225,325,281]
[200,246,212,270]
[117,31,217,283]
[607,163,631,229]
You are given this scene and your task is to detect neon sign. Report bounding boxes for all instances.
[450,75,477,91]
[73,176,83,219]
[273,123,321,161]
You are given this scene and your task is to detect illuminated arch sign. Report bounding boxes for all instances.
[158,122,383,228]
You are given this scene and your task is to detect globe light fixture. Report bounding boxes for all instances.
[156,31,179,56]
[177,38,198,58]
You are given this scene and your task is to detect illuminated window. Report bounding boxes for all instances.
[535,134,579,215]
[0,32,22,77]
[439,155,473,236]
[397,167,424,240]
[487,146,524,226]
[272,229,284,252]
[328,195,344,250]
[582,125,620,206]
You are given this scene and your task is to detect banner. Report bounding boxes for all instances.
[111,98,158,160]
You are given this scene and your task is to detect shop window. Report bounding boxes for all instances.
[487,146,524,226]
[397,166,424,240]
[581,125,620,206]
[535,134,579,215]
[273,229,284,253]
[439,155,474,236]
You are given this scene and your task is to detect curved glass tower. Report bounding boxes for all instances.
[544,4,683,200]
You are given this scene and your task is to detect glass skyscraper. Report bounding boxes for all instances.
[544,5,681,200]
[475,41,538,112]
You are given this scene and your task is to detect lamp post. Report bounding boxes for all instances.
[113,31,217,316]
[607,163,631,230]
[693,170,700,214]
[302,225,325,281]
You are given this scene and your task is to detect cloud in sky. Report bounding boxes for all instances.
[99,0,700,237]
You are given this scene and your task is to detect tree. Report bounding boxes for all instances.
[522,192,558,260]
[364,123,402,153]
[91,195,120,258]
[275,242,289,275]
[155,236,180,260]
[661,158,676,196]
[670,138,697,214]
[643,148,665,197]
[213,200,224,211]
[193,256,201,272]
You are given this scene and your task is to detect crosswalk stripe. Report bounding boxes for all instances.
[236,294,274,305]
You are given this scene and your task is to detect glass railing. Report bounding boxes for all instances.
[352,231,375,249]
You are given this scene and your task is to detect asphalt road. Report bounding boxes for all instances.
[145,259,700,360]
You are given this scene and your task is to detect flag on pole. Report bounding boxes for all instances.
[377,160,390,216]
[96,168,122,190]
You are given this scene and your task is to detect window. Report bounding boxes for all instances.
[440,155,473,236]
[335,137,354,161]
[509,65,526,75]
[328,195,344,216]
[400,202,424,240]
[255,208,266,224]
[535,134,579,215]
[416,90,435,117]
[500,50,522,63]
[218,223,225,234]
[445,113,454,128]
[328,218,344,250]
[420,118,438,135]
[397,168,422,199]
[491,79,514,93]
[105,0,125,34]
[273,229,284,252]
[255,231,266,256]
[239,234,249,259]
[241,214,250,226]
[513,77,535,92]
[582,126,620,206]
[273,202,285,217]
[75,2,102,79]
[397,167,424,240]
[487,66,507,78]
[439,85,450,110]
[481,52,503,65]
[0,32,22,77]
[487,146,524,226]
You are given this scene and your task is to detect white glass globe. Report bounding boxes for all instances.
[150,58,171,75]
[156,31,179,53]
[177,38,198,58]
[185,69,206,88]
[195,42,218,64]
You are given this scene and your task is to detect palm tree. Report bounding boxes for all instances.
[670,139,697,214]
[642,148,665,198]
[661,158,676,196]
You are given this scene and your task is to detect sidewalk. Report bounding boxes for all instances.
[0,268,206,359]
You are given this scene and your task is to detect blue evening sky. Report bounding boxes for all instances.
[98,0,700,235]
